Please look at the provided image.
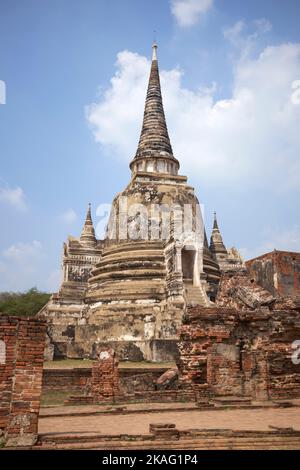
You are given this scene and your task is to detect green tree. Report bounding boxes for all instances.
[0,287,50,317]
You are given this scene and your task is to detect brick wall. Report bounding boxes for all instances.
[0,316,46,447]
[207,343,243,396]
[91,348,120,403]
[42,366,170,394]
[0,317,18,429]
[178,305,300,401]
[42,367,91,391]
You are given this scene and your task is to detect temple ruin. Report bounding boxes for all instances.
[1,42,300,450]
[39,43,243,361]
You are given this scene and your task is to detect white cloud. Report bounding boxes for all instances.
[87,51,149,159]
[223,20,247,50]
[60,208,77,224]
[223,19,272,60]
[0,79,6,104]
[0,241,45,291]
[170,0,214,27]
[3,240,42,262]
[0,182,27,211]
[86,39,300,190]
[0,241,62,292]
[254,18,272,35]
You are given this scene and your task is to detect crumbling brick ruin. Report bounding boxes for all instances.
[91,348,120,403]
[0,316,46,447]
[63,350,194,405]
[178,272,300,402]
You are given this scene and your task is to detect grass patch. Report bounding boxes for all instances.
[44,359,176,370]
[41,390,78,407]
[119,361,175,369]
[44,359,93,369]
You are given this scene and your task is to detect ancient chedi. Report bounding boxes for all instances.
[210,212,244,274]
[48,204,103,305]
[41,43,243,361]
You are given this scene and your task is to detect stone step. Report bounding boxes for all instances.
[37,434,300,450]
[40,433,300,442]
[39,431,300,445]
[187,295,206,302]
[185,285,208,306]
[18,442,300,450]
[186,289,205,297]
[210,396,252,406]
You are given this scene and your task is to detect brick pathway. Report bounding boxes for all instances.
[39,406,300,436]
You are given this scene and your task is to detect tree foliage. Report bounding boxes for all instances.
[0,288,50,317]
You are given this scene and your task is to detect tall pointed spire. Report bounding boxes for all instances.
[210,212,227,257]
[130,42,179,175]
[213,211,219,230]
[152,40,158,61]
[80,203,97,247]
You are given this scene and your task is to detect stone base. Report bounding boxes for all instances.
[41,299,183,362]
[52,338,179,362]
[5,433,38,448]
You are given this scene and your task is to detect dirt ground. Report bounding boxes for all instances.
[39,406,300,436]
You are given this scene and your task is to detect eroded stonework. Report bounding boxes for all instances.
[41,45,300,366]
[40,44,237,361]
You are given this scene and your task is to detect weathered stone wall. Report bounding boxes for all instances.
[44,304,181,362]
[178,305,300,400]
[246,250,300,299]
[0,316,46,447]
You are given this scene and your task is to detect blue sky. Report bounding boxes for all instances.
[0,0,299,292]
